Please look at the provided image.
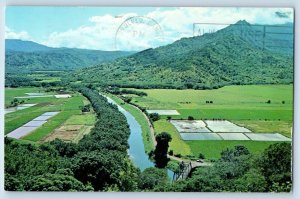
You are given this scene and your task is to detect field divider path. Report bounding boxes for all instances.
[203,120,213,132]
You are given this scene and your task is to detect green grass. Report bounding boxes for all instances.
[126,85,293,160]
[172,108,292,121]
[129,84,293,121]
[5,87,40,106]
[64,114,96,126]
[5,97,65,134]
[5,87,85,140]
[107,94,155,153]
[22,95,83,141]
[233,120,292,138]
[187,140,283,160]
[153,119,192,156]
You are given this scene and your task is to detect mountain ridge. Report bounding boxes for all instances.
[5,39,135,72]
[72,20,293,89]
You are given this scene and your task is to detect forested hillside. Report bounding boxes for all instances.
[73,20,293,89]
[5,39,134,73]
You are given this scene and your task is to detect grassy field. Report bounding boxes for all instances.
[107,94,155,153]
[129,84,293,121]
[154,119,192,156]
[22,96,83,141]
[234,120,292,138]
[5,87,42,106]
[64,114,96,125]
[5,87,95,142]
[187,140,284,160]
[126,85,293,159]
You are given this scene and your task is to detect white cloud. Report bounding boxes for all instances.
[34,7,295,51]
[5,26,31,40]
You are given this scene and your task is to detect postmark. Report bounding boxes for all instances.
[115,16,164,51]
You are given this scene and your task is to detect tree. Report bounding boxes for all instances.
[188,116,194,120]
[198,153,205,159]
[4,174,21,191]
[26,173,93,191]
[138,167,168,191]
[149,113,160,122]
[81,104,91,112]
[259,143,291,189]
[234,169,267,192]
[71,151,122,191]
[220,145,250,162]
[154,132,172,168]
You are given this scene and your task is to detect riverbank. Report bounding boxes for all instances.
[105,93,155,153]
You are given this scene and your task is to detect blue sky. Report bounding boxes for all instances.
[5,7,294,51]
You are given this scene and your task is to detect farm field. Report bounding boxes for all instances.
[128,84,293,121]
[187,140,284,160]
[125,84,293,159]
[5,87,95,142]
[5,87,44,106]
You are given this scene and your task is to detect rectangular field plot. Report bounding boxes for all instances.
[7,126,39,139]
[25,93,46,96]
[180,133,222,140]
[33,115,53,121]
[245,133,291,141]
[18,103,37,107]
[170,120,211,133]
[205,120,251,133]
[41,111,60,116]
[55,94,72,98]
[218,133,250,140]
[146,110,180,115]
[24,120,47,127]
[42,125,84,142]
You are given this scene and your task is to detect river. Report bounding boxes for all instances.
[104,95,174,179]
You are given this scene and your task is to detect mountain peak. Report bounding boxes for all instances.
[235,20,251,25]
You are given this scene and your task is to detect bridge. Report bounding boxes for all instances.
[172,159,212,182]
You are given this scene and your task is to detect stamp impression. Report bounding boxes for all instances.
[115,16,164,51]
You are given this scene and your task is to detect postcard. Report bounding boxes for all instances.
[4,7,294,192]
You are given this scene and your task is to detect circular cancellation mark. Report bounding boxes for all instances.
[115,16,164,51]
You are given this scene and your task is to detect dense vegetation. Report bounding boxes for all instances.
[5,39,134,73]
[5,131,292,191]
[5,87,139,191]
[168,143,292,192]
[106,87,147,97]
[73,20,293,89]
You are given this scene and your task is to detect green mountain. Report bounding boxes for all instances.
[73,20,293,89]
[5,39,135,73]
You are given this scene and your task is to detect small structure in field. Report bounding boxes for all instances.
[54,94,71,98]
[146,110,180,115]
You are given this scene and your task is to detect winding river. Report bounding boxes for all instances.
[105,95,174,178]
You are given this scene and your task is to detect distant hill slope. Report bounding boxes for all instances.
[73,20,293,89]
[6,39,52,52]
[5,39,135,72]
